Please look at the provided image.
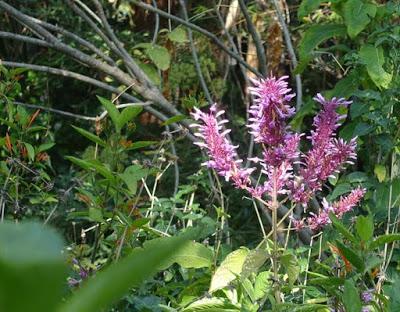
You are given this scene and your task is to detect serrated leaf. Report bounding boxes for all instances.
[97,96,120,132]
[343,0,376,38]
[168,27,188,43]
[343,280,362,312]
[254,271,271,300]
[209,248,249,293]
[359,45,392,89]
[119,165,148,194]
[145,45,171,71]
[374,164,386,182]
[181,298,240,312]
[280,253,300,286]
[355,215,374,242]
[72,126,106,147]
[143,239,213,269]
[240,249,269,280]
[297,24,347,73]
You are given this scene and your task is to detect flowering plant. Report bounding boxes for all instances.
[190,75,365,232]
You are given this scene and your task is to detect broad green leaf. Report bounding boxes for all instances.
[329,212,357,243]
[168,27,188,43]
[126,141,157,150]
[97,96,121,131]
[118,106,142,130]
[343,0,376,38]
[0,222,66,312]
[355,215,374,242]
[359,45,392,89]
[386,278,400,312]
[72,126,106,147]
[298,0,324,18]
[58,235,188,312]
[37,142,56,153]
[335,241,365,272]
[329,183,352,200]
[119,165,148,194]
[254,271,271,300]
[89,207,103,222]
[308,277,344,286]
[209,248,249,293]
[240,249,269,280]
[161,115,187,126]
[343,280,362,312]
[137,62,161,85]
[327,70,359,98]
[374,164,386,182]
[66,156,115,181]
[181,298,240,312]
[369,234,400,250]
[297,24,347,73]
[280,253,300,286]
[144,239,213,269]
[24,142,35,161]
[146,45,171,71]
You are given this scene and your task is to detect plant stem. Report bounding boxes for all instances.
[271,168,281,304]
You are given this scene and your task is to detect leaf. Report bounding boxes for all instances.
[298,0,324,18]
[97,96,120,132]
[240,249,269,280]
[355,215,374,242]
[72,126,106,147]
[24,142,35,161]
[329,183,352,200]
[161,115,187,126]
[144,239,213,269]
[343,0,377,38]
[168,27,188,43]
[118,106,142,130]
[145,45,171,71]
[369,234,400,250]
[119,165,148,194]
[209,248,249,293]
[58,235,189,312]
[37,142,56,153]
[329,212,357,243]
[280,253,300,286]
[343,280,362,312]
[66,156,115,181]
[359,45,392,89]
[254,271,271,300]
[126,141,157,150]
[0,222,66,312]
[89,207,103,222]
[181,298,240,312]
[335,241,365,272]
[297,24,347,73]
[374,164,386,182]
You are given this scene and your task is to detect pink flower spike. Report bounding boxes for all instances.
[190,104,254,190]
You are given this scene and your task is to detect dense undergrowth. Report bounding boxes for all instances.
[0,0,399,311]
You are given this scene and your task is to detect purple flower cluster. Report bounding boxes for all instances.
[190,104,254,190]
[291,94,356,205]
[190,75,365,232]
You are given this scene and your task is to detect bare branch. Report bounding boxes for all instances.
[131,0,261,77]
[238,0,267,76]
[26,16,115,65]
[178,0,212,104]
[0,31,52,48]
